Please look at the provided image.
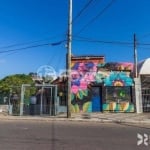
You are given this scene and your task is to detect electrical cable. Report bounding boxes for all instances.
[75,0,116,35]
[0,34,65,50]
[72,0,95,23]
[0,40,66,54]
[74,36,150,47]
[73,36,133,46]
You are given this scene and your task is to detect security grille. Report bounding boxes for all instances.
[142,88,150,112]
[141,75,150,112]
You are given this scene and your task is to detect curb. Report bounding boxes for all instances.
[0,116,150,125]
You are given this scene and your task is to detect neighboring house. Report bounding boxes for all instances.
[70,55,134,113]
[138,58,150,112]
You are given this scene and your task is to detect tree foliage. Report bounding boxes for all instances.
[0,74,34,96]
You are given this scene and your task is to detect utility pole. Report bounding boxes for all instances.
[134,33,138,78]
[133,34,143,113]
[67,0,72,118]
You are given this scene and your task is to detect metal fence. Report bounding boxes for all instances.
[142,88,150,112]
[0,84,58,116]
[0,86,21,115]
[141,75,150,112]
[20,84,58,116]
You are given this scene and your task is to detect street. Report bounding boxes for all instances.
[0,120,149,150]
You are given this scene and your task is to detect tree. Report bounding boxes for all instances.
[0,74,35,104]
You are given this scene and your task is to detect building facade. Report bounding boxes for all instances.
[71,55,135,113]
[138,58,150,112]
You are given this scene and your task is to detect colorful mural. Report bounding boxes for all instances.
[71,57,104,113]
[104,72,134,86]
[103,102,134,112]
[71,58,135,113]
[99,62,133,71]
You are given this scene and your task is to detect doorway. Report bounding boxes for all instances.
[91,86,102,112]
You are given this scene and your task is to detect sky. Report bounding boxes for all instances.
[0,0,150,79]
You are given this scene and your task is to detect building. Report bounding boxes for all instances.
[70,55,135,113]
[138,58,150,112]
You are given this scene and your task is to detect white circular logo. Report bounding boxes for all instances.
[37,65,57,80]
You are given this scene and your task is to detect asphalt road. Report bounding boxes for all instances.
[0,120,150,150]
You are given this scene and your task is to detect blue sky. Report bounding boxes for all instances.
[0,0,150,79]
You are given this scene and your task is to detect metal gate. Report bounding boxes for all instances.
[142,88,150,112]
[20,84,57,116]
[141,75,150,112]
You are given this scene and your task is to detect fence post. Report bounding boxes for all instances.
[20,85,25,116]
[54,85,58,116]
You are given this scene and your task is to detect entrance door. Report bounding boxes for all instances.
[39,87,56,116]
[91,86,102,112]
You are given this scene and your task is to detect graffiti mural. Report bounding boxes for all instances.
[71,57,104,113]
[71,58,134,113]
[100,62,133,71]
[103,102,134,112]
[98,62,134,112]
[104,71,134,86]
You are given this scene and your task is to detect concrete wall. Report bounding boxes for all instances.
[0,105,9,114]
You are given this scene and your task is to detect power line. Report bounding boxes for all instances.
[46,47,61,65]
[0,51,19,60]
[72,0,95,23]
[0,40,66,54]
[138,43,150,46]
[66,0,93,42]
[74,36,133,45]
[0,39,49,50]
[74,36,150,47]
[0,34,65,50]
[76,0,116,35]
[138,46,150,50]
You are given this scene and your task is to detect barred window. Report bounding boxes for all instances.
[105,86,132,103]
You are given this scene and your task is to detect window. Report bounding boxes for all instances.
[106,86,131,103]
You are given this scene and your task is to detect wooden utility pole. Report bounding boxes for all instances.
[67,0,72,118]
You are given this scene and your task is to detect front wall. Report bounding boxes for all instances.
[103,103,135,112]
[101,63,134,112]
[71,59,134,113]
[71,58,104,113]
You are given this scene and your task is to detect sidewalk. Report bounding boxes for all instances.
[71,112,150,124]
[0,112,150,124]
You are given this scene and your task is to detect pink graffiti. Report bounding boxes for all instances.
[71,70,80,79]
[84,72,95,82]
[71,85,79,94]
[80,80,87,90]
[78,63,85,71]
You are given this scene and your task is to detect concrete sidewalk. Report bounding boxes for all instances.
[71,112,150,124]
[0,112,150,124]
